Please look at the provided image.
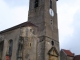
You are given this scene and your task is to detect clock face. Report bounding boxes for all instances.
[49,8,54,17]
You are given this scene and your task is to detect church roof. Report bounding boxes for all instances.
[73,55,80,60]
[0,22,37,34]
[62,49,74,57]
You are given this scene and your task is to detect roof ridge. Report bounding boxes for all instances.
[61,49,74,57]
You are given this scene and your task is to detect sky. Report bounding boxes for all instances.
[0,0,80,55]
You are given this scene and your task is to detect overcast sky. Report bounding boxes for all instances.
[0,0,80,55]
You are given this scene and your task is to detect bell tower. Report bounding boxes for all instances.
[28,0,59,60]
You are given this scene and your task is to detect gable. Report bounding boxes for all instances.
[62,49,74,57]
[48,47,59,57]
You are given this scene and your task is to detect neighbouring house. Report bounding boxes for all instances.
[60,49,74,60]
[73,55,80,60]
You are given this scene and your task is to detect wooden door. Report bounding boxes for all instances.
[49,55,58,60]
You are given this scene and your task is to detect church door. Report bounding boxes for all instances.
[49,55,58,60]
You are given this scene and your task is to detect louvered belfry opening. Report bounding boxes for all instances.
[50,0,52,9]
[34,0,39,8]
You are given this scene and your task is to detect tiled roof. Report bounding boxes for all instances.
[0,22,37,34]
[62,49,74,57]
[73,55,80,60]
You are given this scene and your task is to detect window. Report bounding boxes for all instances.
[34,0,39,8]
[0,41,4,60]
[6,40,13,60]
[50,0,52,9]
[9,40,13,56]
[51,41,54,46]
[30,43,31,47]
[17,37,24,60]
[50,20,53,24]
[17,43,23,60]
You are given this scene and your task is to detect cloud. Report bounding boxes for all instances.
[57,0,80,55]
[0,0,29,31]
[66,9,80,55]
[3,0,29,8]
[61,9,80,55]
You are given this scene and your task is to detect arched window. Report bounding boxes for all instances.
[9,40,13,56]
[50,0,52,9]
[34,0,39,8]
[0,41,4,60]
[51,41,54,46]
[17,37,24,60]
[6,40,13,60]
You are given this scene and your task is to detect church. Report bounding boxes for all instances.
[0,0,60,60]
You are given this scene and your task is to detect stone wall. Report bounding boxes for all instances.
[60,50,66,60]
[67,56,74,60]
[0,28,20,60]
